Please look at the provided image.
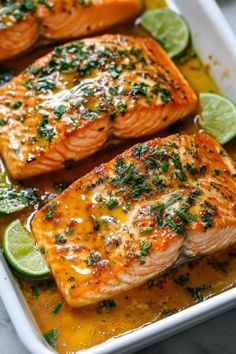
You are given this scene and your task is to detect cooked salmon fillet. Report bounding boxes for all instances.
[0,0,141,60]
[31,133,236,307]
[0,35,197,179]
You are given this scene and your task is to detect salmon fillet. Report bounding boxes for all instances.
[0,0,141,60]
[0,35,197,179]
[31,133,236,307]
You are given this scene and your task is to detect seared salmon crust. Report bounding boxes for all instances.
[0,0,141,60]
[0,34,197,179]
[32,133,236,307]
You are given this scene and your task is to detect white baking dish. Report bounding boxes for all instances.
[1,1,236,353]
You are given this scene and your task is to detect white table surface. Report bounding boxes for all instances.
[1,1,236,353]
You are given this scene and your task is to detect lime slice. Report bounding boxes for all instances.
[140,8,190,58]
[2,219,50,278]
[199,93,236,144]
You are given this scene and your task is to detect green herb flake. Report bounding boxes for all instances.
[139,227,154,235]
[52,303,62,314]
[37,115,55,142]
[96,298,116,314]
[106,198,118,210]
[44,201,57,220]
[186,284,211,303]
[90,214,100,231]
[28,65,40,74]
[134,242,152,263]
[86,250,102,266]
[12,100,22,110]
[43,328,58,347]
[64,226,75,234]
[0,118,7,126]
[54,233,67,244]
[54,105,67,119]
[0,67,13,86]
[53,181,69,192]
[213,168,221,176]
[31,285,39,298]
[132,143,148,158]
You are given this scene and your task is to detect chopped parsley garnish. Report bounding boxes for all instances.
[117,101,127,113]
[44,201,57,219]
[64,226,75,234]
[201,201,217,230]
[106,198,118,210]
[43,328,58,347]
[90,214,100,231]
[96,298,116,314]
[131,83,147,96]
[0,118,7,126]
[53,181,69,192]
[86,250,102,266]
[185,163,199,175]
[0,67,13,86]
[31,285,39,298]
[46,279,56,289]
[165,214,186,236]
[54,105,67,119]
[37,115,55,142]
[54,233,67,244]
[34,78,56,92]
[186,189,202,206]
[152,193,182,211]
[139,227,154,235]
[111,157,150,199]
[186,284,211,303]
[37,0,53,8]
[134,242,152,263]
[28,65,40,74]
[132,143,148,158]
[52,303,62,314]
[21,187,39,204]
[12,100,22,110]
[213,168,221,176]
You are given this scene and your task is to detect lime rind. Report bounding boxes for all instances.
[140,8,190,58]
[199,93,236,145]
[3,219,50,278]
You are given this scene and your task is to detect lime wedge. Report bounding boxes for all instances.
[199,93,236,144]
[2,219,50,278]
[140,8,190,58]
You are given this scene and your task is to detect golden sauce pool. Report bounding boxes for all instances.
[1,1,236,353]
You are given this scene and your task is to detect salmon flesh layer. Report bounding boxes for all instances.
[32,133,236,307]
[0,0,141,60]
[0,34,197,179]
